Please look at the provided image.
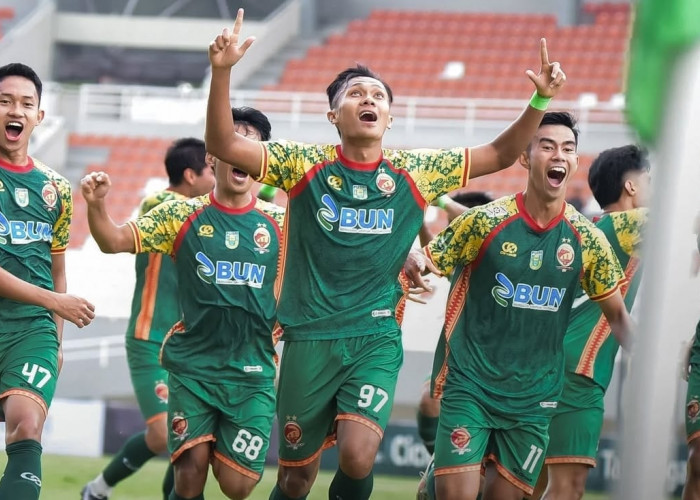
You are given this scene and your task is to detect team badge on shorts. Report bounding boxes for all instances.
[376,173,396,196]
[154,381,168,404]
[225,231,239,250]
[688,398,700,423]
[41,182,58,210]
[171,413,189,441]
[450,427,471,455]
[530,250,543,270]
[556,239,575,272]
[14,188,28,207]
[283,415,304,450]
[253,224,271,254]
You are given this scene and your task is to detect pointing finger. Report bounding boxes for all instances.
[540,38,550,67]
[233,8,244,36]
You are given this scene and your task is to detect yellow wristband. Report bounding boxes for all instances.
[529,91,552,111]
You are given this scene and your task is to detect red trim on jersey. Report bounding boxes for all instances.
[134,253,162,341]
[384,159,427,210]
[172,205,207,256]
[288,160,335,200]
[0,156,34,173]
[210,191,256,214]
[335,145,383,170]
[516,191,566,233]
[471,213,520,269]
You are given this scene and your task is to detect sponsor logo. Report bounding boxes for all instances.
[225,231,239,249]
[198,224,214,237]
[316,194,393,234]
[530,250,543,270]
[195,251,266,287]
[352,185,368,200]
[0,180,5,192]
[450,427,471,455]
[376,172,396,195]
[284,415,304,450]
[556,239,575,271]
[539,401,558,408]
[14,188,28,207]
[500,241,518,258]
[253,224,271,254]
[41,182,58,210]
[688,399,700,423]
[491,272,566,311]
[171,413,189,440]
[243,365,263,373]
[0,210,52,245]
[154,381,168,403]
[327,175,343,191]
[20,472,42,486]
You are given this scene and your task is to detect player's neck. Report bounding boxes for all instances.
[521,191,565,227]
[213,188,253,209]
[0,149,29,167]
[603,197,634,213]
[168,184,190,197]
[338,141,382,164]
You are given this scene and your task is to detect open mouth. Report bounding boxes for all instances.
[5,121,23,141]
[359,110,377,122]
[546,166,566,187]
[231,167,249,180]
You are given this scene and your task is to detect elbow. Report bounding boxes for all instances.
[95,238,122,254]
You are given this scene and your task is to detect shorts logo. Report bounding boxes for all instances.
[450,427,471,455]
[14,188,28,207]
[42,182,58,210]
[154,381,168,403]
[688,398,700,423]
[530,250,543,270]
[253,224,271,254]
[198,225,214,237]
[20,472,42,486]
[376,172,395,195]
[352,185,367,200]
[500,241,517,258]
[171,413,189,441]
[284,415,304,450]
[225,231,239,249]
[327,176,343,191]
[556,239,575,271]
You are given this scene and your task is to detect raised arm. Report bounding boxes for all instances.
[469,38,567,179]
[597,290,634,349]
[206,8,264,177]
[81,172,137,254]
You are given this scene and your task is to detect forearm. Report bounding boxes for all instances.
[609,313,634,350]
[418,224,433,248]
[51,269,66,343]
[86,200,134,253]
[0,268,59,310]
[205,67,236,162]
[489,104,547,170]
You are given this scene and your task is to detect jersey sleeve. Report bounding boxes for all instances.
[51,176,73,254]
[258,200,286,232]
[128,199,193,255]
[611,207,648,256]
[580,224,626,301]
[426,207,490,276]
[259,141,336,192]
[386,147,470,203]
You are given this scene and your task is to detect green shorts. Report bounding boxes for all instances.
[434,390,549,496]
[0,330,59,418]
[167,373,275,481]
[276,330,403,465]
[545,373,604,466]
[126,336,169,422]
[687,361,700,444]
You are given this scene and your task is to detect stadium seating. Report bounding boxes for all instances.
[0,6,15,39]
[266,4,630,101]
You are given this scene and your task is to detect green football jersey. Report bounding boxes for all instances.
[128,193,285,385]
[0,157,72,335]
[259,141,469,340]
[125,190,186,343]
[427,193,624,416]
[563,208,647,390]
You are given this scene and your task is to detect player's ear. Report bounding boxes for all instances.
[37,109,44,125]
[624,178,636,196]
[386,115,393,130]
[183,167,197,185]
[327,110,337,124]
[518,150,530,169]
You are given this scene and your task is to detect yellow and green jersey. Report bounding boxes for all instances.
[128,193,285,385]
[125,189,187,344]
[427,193,624,416]
[564,208,647,390]
[0,157,72,335]
[258,141,470,341]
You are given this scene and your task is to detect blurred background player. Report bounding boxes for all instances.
[81,106,283,500]
[409,112,632,500]
[81,137,215,500]
[533,144,650,500]
[206,10,566,500]
[0,62,94,500]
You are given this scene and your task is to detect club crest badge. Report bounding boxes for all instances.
[689,399,700,424]
[14,188,28,207]
[450,427,471,455]
[154,381,168,403]
[171,413,189,441]
[556,239,575,271]
[284,415,304,450]
[376,173,395,195]
[530,250,543,270]
[41,182,58,210]
[253,224,271,254]
[225,231,239,250]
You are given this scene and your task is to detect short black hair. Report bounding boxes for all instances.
[326,64,393,109]
[0,63,43,104]
[165,137,207,186]
[588,144,649,208]
[451,191,493,208]
[539,111,579,145]
[232,106,271,141]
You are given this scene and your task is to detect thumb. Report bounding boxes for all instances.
[525,69,538,85]
[240,36,256,54]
